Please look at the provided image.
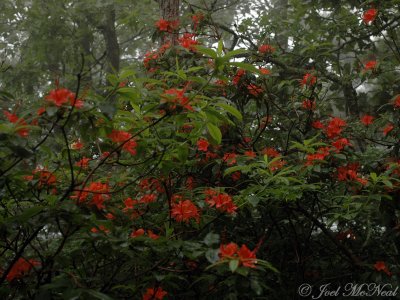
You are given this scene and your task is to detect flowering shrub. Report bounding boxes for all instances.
[1,2,400,299]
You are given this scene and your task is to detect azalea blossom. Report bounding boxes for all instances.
[219,242,257,268]
[204,189,237,214]
[394,95,400,108]
[300,73,317,87]
[171,200,200,223]
[360,115,374,126]
[6,258,40,282]
[258,44,275,54]
[363,8,377,25]
[374,261,391,276]
[197,138,209,152]
[383,124,394,136]
[142,287,168,300]
[363,60,377,73]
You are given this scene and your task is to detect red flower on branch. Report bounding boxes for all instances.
[142,287,168,300]
[205,189,237,214]
[219,242,257,268]
[178,33,198,51]
[300,73,317,87]
[325,117,346,139]
[237,244,257,268]
[3,110,29,137]
[155,19,178,32]
[6,258,40,282]
[360,115,374,126]
[219,242,238,258]
[197,138,209,152]
[161,88,194,112]
[302,99,316,110]
[247,84,263,96]
[171,200,200,223]
[46,88,75,107]
[374,261,391,276]
[383,124,394,136]
[363,8,377,25]
[258,44,275,54]
[363,60,377,73]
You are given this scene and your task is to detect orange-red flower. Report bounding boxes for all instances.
[232,69,245,85]
[302,99,316,110]
[171,200,200,223]
[361,115,374,125]
[258,44,275,54]
[130,228,145,238]
[219,242,238,258]
[161,88,193,112]
[325,117,346,139]
[179,33,198,51]
[244,150,257,158]
[394,95,400,108]
[70,140,84,150]
[337,163,367,185]
[205,189,237,214]
[147,230,160,240]
[223,152,237,165]
[197,138,209,152]
[259,67,271,75]
[305,147,331,165]
[142,287,168,300]
[237,244,257,268]
[6,258,40,282]
[219,242,257,268]
[75,157,90,169]
[46,88,75,107]
[300,73,317,87]
[363,60,377,73]
[363,8,377,25]
[312,120,324,129]
[108,130,132,143]
[247,84,263,96]
[155,18,178,32]
[3,110,29,137]
[374,261,391,276]
[383,124,394,136]
[331,138,351,152]
[262,147,280,158]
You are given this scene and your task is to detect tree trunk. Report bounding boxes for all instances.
[99,6,120,74]
[271,0,288,50]
[158,0,180,45]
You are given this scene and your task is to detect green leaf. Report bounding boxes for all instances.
[7,206,44,223]
[196,46,217,59]
[224,48,248,60]
[203,233,220,246]
[217,40,224,56]
[229,259,239,272]
[229,62,259,73]
[83,289,114,300]
[215,103,243,121]
[207,123,222,144]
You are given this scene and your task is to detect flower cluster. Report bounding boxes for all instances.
[171,199,200,223]
[204,189,237,214]
[363,8,377,25]
[108,130,137,155]
[161,88,194,112]
[6,258,40,282]
[3,110,29,137]
[155,19,179,32]
[71,181,111,210]
[219,242,257,268]
[45,88,84,108]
